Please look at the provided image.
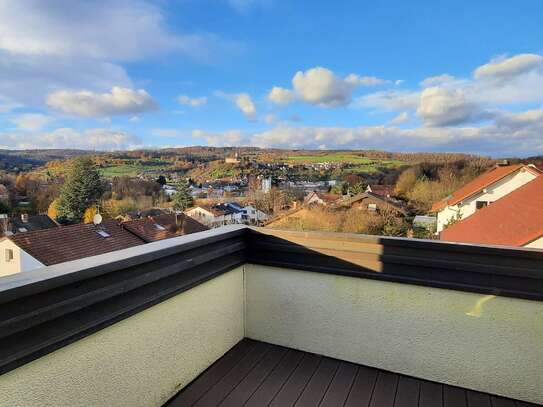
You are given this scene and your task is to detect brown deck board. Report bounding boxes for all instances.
[244,349,305,407]
[394,376,420,407]
[467,390,491,407]
[319,362,359,407]
[294,357,340,406]
[419,381,443,407]
[268,352,321,407]
[444,385,467,407]
[344,365,378,407]
[218,345,287,407]
[370,371,399,407]
[193,341,271,407]
[166,340,542,407]
[490,396,516,407]
[167,339,257,406]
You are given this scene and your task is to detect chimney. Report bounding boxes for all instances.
[21,213,29,223]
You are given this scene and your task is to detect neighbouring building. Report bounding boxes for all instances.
[9,214,58,235]
[441,175,543,248]
[431,164,541,233]
[261,177,272,193]
[337,192,408,216]
[304,191,341,206]
[185,204,235,227]
[185,203,269,227]
[122,213,208,242]
[365,184,395,198]
[0,220,145,277]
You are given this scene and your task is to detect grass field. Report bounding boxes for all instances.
[100,159,172,178]
[286,154,375,164]
[286,154,404,173]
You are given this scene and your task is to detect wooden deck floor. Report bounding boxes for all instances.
[166,339,540,407]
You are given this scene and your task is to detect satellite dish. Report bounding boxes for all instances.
[93,213,103,225]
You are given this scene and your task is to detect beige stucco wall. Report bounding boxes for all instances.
[0,267,245,407]
[244,264,543,404]
[524,236,543,249]
[0,239,44,277]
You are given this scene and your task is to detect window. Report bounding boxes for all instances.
[476,201,489,210]
[154,223,166,231]
[96,230,111,238]
[5,249,14,262]
[368,203,377,211]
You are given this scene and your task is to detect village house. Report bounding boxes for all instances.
[0,220,145,277]
[185,204,235,227]
[337,191,408,216]
[431,163,541,233]
[122,213,208,242]
[304,191,342,206]
[365,184,395,198]
[441,175,543,248]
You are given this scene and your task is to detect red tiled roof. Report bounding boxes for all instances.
[9,219,145,266]
[441,175,543,247]
[367,184,394,197]
[122,214,208,242]
[430,165,540,212]
[305,191,340,204]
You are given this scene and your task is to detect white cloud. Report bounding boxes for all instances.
[10,113,53,131]
[420,74,456,88]
[234,93,257,118]
[216,91,257,118]
[0,1,240,108]
[177,95,208,107]
[47,87,158,118]
[0,128,141,150]
[0,0,229,62]
[264,113,278,125]
[269,67,389,107]
[344,74,389,87]
[192,129,247,146]
[192,108,543,156]
[474,54,543,81]
[389,112,410,126]
[357,89,420,111]
[416,87,479,126]
[268,86,295,105]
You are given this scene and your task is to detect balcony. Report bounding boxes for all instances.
[0,226,542,406]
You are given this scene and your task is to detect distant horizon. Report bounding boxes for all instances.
[2,145,539,160]
[1,1,543,156]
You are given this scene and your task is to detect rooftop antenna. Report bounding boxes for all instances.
[93,213,103,226]
[93,205,103,226]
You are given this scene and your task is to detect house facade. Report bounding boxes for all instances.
[304,191,341,206]
[431,164,541,233]
[185,205,234,227]
[441,174,543,248]
[0,238,44,277]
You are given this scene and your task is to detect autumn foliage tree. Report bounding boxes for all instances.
[56,157,104,224]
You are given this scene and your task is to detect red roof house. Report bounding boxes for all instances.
[441,175,543,247]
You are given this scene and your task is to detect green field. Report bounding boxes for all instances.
[286,154,404,173]
[100,159,172,178]
[286,154,375,164]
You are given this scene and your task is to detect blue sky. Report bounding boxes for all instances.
[1,0,543,156]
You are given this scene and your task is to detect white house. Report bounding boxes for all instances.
[431,164,541,233]
[185,205,235,227]
[0,238,44,277]
[241,205,269,225]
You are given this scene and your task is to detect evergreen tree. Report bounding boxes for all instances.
[172,178,193,211]
[156,175,167,186]
[56,157,104,223]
